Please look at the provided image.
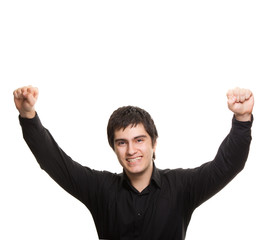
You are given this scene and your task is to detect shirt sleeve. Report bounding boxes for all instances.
[183,115,253,210]
[19,113,109,209]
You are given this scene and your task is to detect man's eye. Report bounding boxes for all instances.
[118,141,126,146]
[137,139,143,143]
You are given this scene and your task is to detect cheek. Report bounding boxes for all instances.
[115,148,126,161]
[141,145,155,158]
[115,153,125,167]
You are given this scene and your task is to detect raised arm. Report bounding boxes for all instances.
[13,86,108,208]
[185,87,254,209]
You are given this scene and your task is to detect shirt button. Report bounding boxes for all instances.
[137,212,142,217]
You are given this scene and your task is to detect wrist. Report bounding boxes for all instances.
[234,113,252,122]
[19,110,36,119]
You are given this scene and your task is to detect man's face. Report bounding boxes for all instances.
[114,123,157,178]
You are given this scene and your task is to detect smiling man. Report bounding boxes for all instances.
[114,124,155,192]
[14,86,254,240]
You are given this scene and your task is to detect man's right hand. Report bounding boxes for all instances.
[13,86,39,119]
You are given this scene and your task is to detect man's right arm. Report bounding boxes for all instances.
[19,112,99,204]
[14,86,102,207]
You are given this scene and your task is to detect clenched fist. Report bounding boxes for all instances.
[227,87,254,122]
[13,86,39,119]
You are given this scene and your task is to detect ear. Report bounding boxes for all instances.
[153,140,157,152]
[152,140,158,160]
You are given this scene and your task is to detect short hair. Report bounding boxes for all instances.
[107,106,158,159]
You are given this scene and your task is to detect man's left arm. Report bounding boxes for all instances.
[186,87,254,209]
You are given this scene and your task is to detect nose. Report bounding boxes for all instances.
[127,142,137,156]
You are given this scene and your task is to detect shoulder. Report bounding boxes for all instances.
[158,167,192,176]
[84,167,122,181]
[157,167,195,184]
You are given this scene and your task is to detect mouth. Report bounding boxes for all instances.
[126,156,142,163]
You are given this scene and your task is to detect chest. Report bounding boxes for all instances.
[96,185,187,239]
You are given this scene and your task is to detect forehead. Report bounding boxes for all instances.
[114,123,149,139]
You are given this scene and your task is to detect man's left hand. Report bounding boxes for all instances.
[227,87,254,122]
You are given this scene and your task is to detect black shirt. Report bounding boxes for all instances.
[19,114,252,240]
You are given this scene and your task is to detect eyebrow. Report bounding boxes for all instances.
[134,135,147,139]
[114,135,148,143]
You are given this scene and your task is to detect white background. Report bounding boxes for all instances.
[1,0,270,239]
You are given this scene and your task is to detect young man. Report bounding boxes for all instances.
[14,86,254,240]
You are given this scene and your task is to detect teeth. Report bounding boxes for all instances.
[127,157,141,162]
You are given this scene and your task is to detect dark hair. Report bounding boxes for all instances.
[107,106,158,159]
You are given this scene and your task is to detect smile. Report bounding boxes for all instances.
[126,157,142,163]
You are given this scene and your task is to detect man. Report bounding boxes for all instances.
[14,86,254,240]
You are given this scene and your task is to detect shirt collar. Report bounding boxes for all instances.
[151,163,162,189]
[121,162,161,190]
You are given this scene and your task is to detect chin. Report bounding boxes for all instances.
[126,164,151,175]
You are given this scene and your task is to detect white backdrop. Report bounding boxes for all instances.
[1,1,270,239]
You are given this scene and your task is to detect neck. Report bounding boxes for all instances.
[126,163,153,193]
